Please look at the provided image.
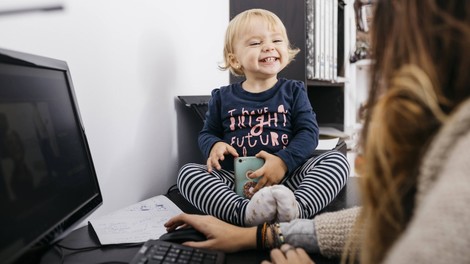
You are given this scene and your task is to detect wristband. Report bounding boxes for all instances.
[256,224,263,250]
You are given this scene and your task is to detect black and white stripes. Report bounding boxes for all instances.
[284,151,350,218]
[177,163,248,225]
[177,150,349,226]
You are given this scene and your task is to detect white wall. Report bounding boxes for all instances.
[0,0,229,220]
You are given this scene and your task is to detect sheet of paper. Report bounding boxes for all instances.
[89,195,183,245]
[317,137,339,150]
[319,126,348,138]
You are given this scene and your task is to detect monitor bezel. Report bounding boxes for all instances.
[0,47,103,264]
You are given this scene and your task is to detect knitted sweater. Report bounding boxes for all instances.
[314,99,470,263]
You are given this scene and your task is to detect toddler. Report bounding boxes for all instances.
[178,9,349,226]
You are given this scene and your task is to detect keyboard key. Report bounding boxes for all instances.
[130,239,225,264]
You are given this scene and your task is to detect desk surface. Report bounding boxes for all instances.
[40,226,338,264]
[40,177,361,264]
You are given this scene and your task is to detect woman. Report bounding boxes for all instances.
[165,0,470,263]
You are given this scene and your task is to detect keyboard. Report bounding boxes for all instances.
[130,239,225,264]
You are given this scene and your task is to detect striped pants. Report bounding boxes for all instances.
[177,150,350,226]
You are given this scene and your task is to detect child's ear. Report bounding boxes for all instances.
[228,54,240,69]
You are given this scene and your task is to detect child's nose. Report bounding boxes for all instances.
[263,44,274,52]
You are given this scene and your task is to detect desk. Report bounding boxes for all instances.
[40,177,361,264]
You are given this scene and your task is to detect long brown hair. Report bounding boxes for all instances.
[349,1,470,263]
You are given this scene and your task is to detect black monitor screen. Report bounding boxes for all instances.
[0,49,102,264]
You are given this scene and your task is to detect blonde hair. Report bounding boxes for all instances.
[219,9,300,76]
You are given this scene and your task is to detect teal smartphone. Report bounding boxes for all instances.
[234,157,265,198]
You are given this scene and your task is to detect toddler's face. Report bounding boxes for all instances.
[231,16,289,79]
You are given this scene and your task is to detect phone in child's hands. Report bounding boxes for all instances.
[234,157,265,199]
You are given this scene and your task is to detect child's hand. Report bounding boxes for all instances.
[207,142,239,173]
[248,151,287,193]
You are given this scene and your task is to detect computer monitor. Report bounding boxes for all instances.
[0,48,102,264]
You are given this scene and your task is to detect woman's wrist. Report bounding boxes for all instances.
[237,226,258,251]
[253,222,287,250]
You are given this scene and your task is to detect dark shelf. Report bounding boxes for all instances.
[307,79,346,87]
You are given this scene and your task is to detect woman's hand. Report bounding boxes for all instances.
[262,244,315,264]
[249,151,288,193]
[207,142,239,173]
[164,213,256,253]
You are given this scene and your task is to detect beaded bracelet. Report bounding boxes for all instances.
[269,222,277,248]
[258,222,286,250]
[270,222,285,248]
[276,223,285,245]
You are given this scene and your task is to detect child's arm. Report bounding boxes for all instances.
[206,141,239,173]
[275,83,319,174]
[198,89,230,167]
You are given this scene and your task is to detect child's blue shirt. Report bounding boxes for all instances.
[199,78,319,174]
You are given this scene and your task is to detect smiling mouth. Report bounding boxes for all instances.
[260,57,278,62]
